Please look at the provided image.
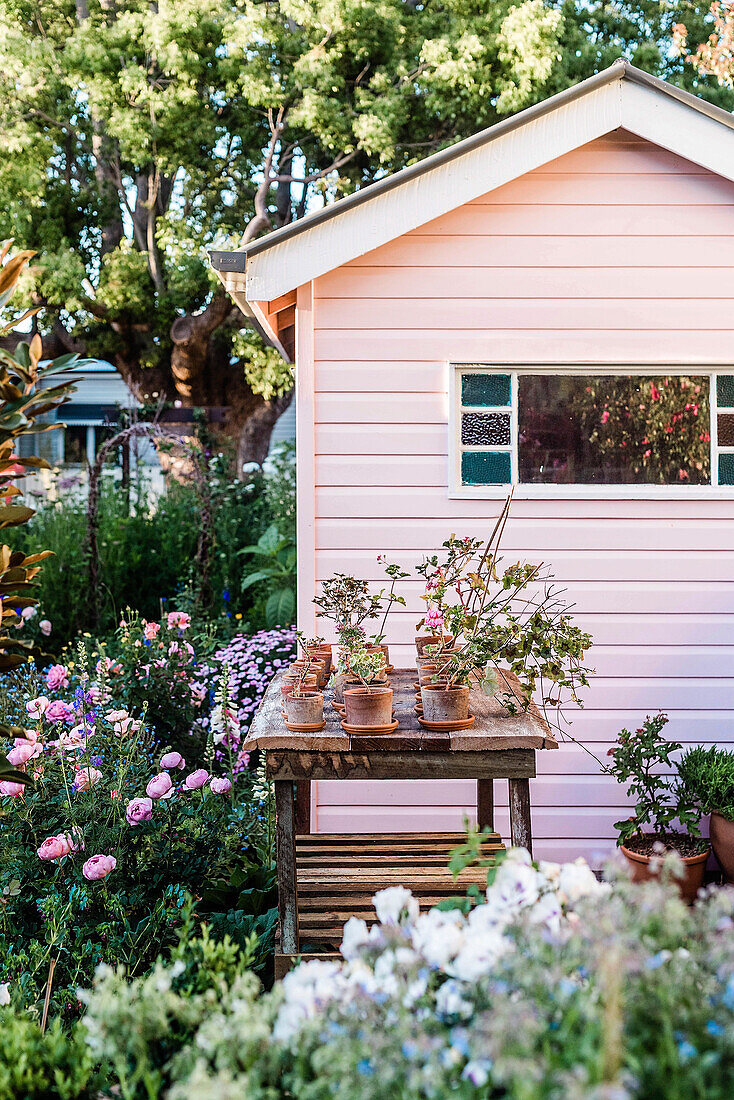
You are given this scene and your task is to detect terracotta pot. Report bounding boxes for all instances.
[415,634,454,657]
[285,690,324,726]
[620,841,710,904]
[344,686,394,727]
[307,645,332,676]
[421,684,470,724]
[332,671,347,704]
[709,813,734,883]
[417,662,448,687]
[379,644,390,668]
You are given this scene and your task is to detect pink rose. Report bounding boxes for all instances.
[74,766,102,791]
[45,664,69,692]
[7,742,41,766]
[45,700,74,724]
[39,620,52,637]
[146,772,173,800]
[126,796,153,825]
[37,835,68,861]
[82,854,116,881]
[184,769,209,790]
[160,751,185,771]
[26,696,50,720]
[143,621,160,640]
[0,780,24,798]
[166,611,191,631]
[210,776,232,795]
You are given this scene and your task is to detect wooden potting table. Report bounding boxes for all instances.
[244,668,557,977]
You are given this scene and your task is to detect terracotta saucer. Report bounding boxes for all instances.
[284,719,326,733]
[414,706,424,716]
[417,714,475,731]
[341,718,400,735]
[413,680,421,691]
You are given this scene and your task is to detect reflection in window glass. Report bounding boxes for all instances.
[517,375,711,485]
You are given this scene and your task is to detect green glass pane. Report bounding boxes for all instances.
[461,451,511,486]
[718,376,734,408]
[719,454,734,485]
[461,373,511,407]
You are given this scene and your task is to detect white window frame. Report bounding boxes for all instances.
[448,363,734,500]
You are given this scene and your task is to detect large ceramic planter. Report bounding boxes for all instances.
[620,841,710,904]
[709,813,734,883]
[344,686,393,727]
[421,684,470,724]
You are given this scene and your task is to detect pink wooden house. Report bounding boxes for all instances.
[213,60,734,865]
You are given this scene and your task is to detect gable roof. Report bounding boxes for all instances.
[211,59,734,348]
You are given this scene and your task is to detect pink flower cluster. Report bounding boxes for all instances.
[425,607,444,631]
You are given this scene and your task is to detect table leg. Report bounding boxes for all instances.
[295,780,311,834]
[274,780,299,954]
[508,777,532,856]
[477,779,494,830]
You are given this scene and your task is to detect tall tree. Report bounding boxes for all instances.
[0,0,567,466]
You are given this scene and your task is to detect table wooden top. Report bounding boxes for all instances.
[245,668,557,753]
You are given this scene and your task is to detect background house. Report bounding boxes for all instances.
[213,60,734,864]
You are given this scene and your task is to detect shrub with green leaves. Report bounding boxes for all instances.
[0,1009,96,1100]
[680,746,734,822]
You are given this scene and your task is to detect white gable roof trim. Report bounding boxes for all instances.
[211,60,734,304]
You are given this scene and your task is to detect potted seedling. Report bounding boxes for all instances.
[606,714,709,901]
[342,645,394,731]
[283,640,324,732]
[679,745,734,882]
[313,574,383,654]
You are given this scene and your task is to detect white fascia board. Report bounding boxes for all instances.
[620,81,734,182]
[213,266,289,359]
[245,79,623,301]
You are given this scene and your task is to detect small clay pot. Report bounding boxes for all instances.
[332,671,347,704]
[285,690,324,726]
[709,812,734,883]
[344,686,394,727]
[620,841,710,904]
[417,662,448,687]
[378,643,390,668]
[415,634,454,656]
[307,646,332,676]
[421,684,470,724]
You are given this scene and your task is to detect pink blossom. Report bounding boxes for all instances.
[160,751,185,771]
[39,619,51,636]
[143,620,160,640]
[26,696,50,720]
[425,607,444,631]
[21,606,36,621]
[46,700,74,724]
[82,854,116,881]
[210,776,232,795]
[184,768,209,790]
[74,766,102,791]
[167,611,191,631]
[146,772,174,800]
[45,664,69,692]
[600,410,610,424]
[7,742,41,766]
[105,709,129,724]
[37,835,69,861]
[0,780,24,798]
[126,796,153,825]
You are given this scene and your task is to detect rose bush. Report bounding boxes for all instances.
[80,850,734,1100]
[0,651,277,1019]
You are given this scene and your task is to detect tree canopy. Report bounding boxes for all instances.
[0,0,729,464]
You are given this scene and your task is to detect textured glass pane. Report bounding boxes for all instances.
[720,454,734,485]
[718,414,734,447]
[461,412,511,446]
[718,376,734,409]
[462,373,511,407]
[518,375,710,485]
[461,451,511,485]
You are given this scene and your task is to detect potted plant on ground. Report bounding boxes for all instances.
[606,713,709,901]
[342,645,394,732]
[679,745,734,882]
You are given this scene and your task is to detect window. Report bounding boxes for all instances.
[452,366,734,494]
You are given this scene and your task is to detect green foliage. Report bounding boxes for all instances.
[607,713,703,845]
[240,524,296,628]
[0,1009,96,1099]
[679,745,734,821]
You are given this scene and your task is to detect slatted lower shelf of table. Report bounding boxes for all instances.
[293,831,505,950]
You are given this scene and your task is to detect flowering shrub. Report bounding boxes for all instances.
[81,850,734,1100]
[0,653,276,1018]
[200,626,296,732]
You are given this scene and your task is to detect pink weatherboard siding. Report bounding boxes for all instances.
[294,130,734,865]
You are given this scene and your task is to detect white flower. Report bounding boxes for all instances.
[487,860,542,917]
[435,979,472,1019]
[527,890,563,933]
[373,886,419,926]
[462,1060,492,1087]
[449,928,508,982]
[556,859,605,905]
[0,982,9,1006]
[411,907,465,969]
[340,917,371,961]
[273,960,346,1044]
